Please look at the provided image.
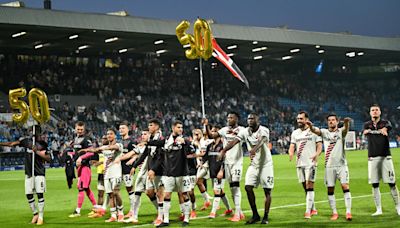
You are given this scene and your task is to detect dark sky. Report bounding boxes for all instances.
[3,0,400,37]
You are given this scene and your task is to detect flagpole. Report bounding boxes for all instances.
[32,124,35,189]
[199,58,205,119]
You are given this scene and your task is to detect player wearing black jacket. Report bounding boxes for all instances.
[202,125,232,218]
[363,104,400,216]
[157,121,191,227]
[118,121,138,218]
[0,125,50,225]
[131,119,165,225]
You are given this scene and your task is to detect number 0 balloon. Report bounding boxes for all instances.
[176,18,213,60]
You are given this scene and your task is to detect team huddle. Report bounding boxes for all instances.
[1,104,399,226]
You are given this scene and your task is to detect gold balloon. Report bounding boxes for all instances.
[176,20,198,59]
[28,88,51,124]
[194,19,213,60]
[9,88,29,124]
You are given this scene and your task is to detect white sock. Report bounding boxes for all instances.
[328,195,337,214]
[373,187,382,212]
[28,198,38,214]
[102,195,109,210]
[201,191,211,202]
[163,201,170,223]
[179,203,184,214]
[158,202,164,220]
[390,186,400,207]
[231,187,241,216]
[110,207,117,218]
[344,191,352,213]
[117,205,124,215]
[221,194,231,210]
[192,201,196,211]
[75,207,81,214]
[183,200,190,223]
[129,192,135,212]
[38,198,45,220]
[211,195,221,214]
[133,194,141,220]
[306,190,314,213]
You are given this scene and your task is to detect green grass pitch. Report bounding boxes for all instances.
[1,149,400,227]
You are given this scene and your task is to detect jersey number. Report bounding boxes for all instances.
[234,169,241,176]
[183,179,189,187]
[267,176,274,185]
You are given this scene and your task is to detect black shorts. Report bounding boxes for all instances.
[98,174,104,181]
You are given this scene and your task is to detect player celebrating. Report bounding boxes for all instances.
[204,111,245,222]
[288,111,322,219]
[119,121,138,218]
[88,135,108,218]
[128,119,164,225]
[156,120,191,227]
[219,113,273,224]
[307,114,353,221]
[187,130,199,218]
[192,129,212,212]
[363,104,400,216]
[0,125,50,225]
[123,128,156,224]
[202,125,232,219]
[80,128,125,222]
[69,121,98,218]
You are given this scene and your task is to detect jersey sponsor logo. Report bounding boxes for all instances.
[170,145,183,150]
[208,152,220,156]
[295,137,313,142]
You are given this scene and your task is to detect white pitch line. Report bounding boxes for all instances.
[123,192,389,227]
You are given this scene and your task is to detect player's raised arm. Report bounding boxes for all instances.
[100,144,121,151]
[120,149,139,161]
[306,121,322,136]
[202,118,220,139]
[0,141,20,147]
[342,117,352,137]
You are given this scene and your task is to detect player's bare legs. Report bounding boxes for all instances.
[197,177,211,210]
[114,189,124,221]
[245,185,260,224]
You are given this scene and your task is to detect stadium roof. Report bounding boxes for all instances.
[0,6,400,63]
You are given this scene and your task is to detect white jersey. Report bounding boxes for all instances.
[320,128,347,167]
[135,145,148,176]
[218,126,245,165]
[236,125,272,168]
[195,138,213,167]
[103,143,124,179]
[291,128,322,167]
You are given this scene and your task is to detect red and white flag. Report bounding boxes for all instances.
[212,38,249,88]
